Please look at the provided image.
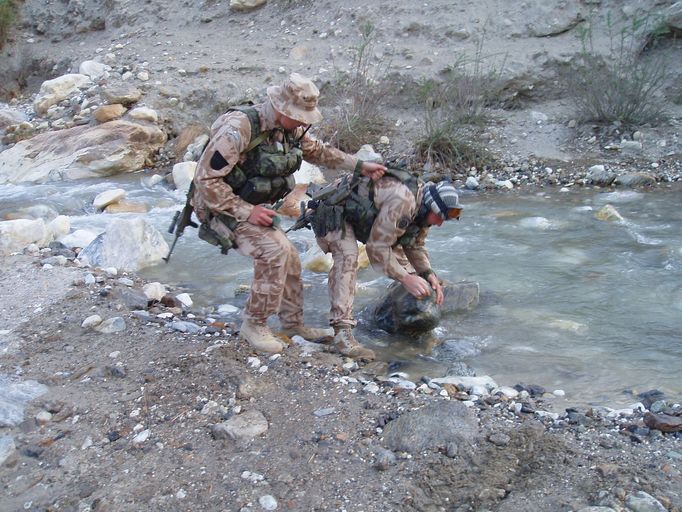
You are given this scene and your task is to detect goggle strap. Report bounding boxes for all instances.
[429,184,450,219]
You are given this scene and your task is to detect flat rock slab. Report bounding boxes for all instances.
[381,401,478,454]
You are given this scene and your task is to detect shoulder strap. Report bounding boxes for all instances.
[228,106,269,152]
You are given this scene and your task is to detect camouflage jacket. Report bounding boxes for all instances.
[192,101,358,223]
[365,178,432,281]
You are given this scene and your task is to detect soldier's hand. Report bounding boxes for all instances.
[399,273,432,300]
[247,205,278,227]
[361,162,387,181]
[427,274,444,305]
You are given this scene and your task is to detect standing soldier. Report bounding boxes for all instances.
[191,73,386,353]
[309,167,462,360]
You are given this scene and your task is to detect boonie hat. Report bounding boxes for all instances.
[423,181,462,220]
[267,73,323,125]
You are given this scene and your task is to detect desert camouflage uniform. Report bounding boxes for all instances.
[192,100,357,325]
[316,177,433,327]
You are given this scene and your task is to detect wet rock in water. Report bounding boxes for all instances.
[381,401,478,454]
[77,218,169,271]
[638,389,665,410]
[373,280,479,334]
[615,172,656,187]
[586,165,617,186]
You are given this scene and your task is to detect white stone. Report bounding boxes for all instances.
[94,189,126,210]
[293,160,326,185]
[48,216,71,239]
[0,219,51,255]
[258,495,278,511]
[33,74,92,114]
[132,429,150,444]
[128,107,159,123]
[58,229,100,249]
[143,282,167,301]
[81,315,103,329]
[176,293,193,307]
[76,218,169,271]
[79,60,109,80]
[172,161,197,194]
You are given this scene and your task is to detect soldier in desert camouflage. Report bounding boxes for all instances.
[191,73,386,354]
[309,168,462,361]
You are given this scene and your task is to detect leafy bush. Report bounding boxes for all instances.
[412,44,503,170]
[0,0,18,50]
[567,15,670,126]
[316,22,391,153]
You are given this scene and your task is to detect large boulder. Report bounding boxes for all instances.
[33,74,92,115]
[0,219,51,255]
[373,280,479,334]
[76,218,169,271]
[0,120,166,184]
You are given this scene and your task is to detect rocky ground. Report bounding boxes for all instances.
[0,251,681,512]
[1,0,682,511]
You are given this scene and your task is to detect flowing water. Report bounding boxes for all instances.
[2,175,681,407]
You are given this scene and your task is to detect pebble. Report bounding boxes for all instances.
[258,495,278,510]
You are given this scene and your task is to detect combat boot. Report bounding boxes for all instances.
[240,319,284,353]
[332,326,376,361]
[281,325,334,341]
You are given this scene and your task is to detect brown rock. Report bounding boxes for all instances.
[644,412,682,432]
[101,85,143,106]
[278,183,309,218]
[104,201,148,214]
[93,104,127,123]
[173,124,209,161]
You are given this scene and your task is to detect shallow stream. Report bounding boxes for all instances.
[2,175,681,407]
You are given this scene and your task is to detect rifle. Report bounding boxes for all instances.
[163,182,198,263]
[285,200,316,233]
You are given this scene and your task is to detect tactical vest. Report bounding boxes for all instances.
[315,168,422,245]
[222,106,303,205]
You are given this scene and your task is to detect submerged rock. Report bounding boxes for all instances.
[373,280,479,334]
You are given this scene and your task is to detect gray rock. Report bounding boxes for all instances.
[373,280,479,334]
[382,401,478,454]
[614,173,656,187]
[215,409,268,442]
[114,288,149,310]
[373,447,397,470]
[171,320,201,334]
[0,436,16,466]
[95,317,126,333]
[625,491,667,512]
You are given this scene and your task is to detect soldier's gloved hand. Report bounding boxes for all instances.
[361,162,387,181]
[399,273,432,300]
[247,205,278,227]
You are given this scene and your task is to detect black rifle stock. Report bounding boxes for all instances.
[163,183,198,263]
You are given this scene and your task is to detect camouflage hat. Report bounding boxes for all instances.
[267,73,323,125]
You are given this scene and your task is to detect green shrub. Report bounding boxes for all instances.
[567,14,670,126]
[0,0,18,50]
[316,22,390,153]
[412,43,503,170]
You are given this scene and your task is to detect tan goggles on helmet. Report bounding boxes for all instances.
[445,207,462,220]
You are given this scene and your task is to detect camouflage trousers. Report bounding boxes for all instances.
[315,222,359,328]
[316,223,416,328]
[233,222,304,327]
